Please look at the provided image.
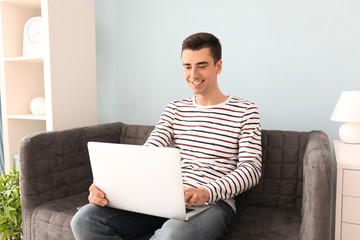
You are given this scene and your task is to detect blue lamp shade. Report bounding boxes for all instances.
[331,91,360,144]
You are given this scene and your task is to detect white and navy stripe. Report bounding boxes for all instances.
[145,96,262,212]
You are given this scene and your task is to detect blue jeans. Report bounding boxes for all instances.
[71,201,234,240]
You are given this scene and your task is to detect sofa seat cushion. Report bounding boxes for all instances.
[224,206,301,240]
[31,192,88,240]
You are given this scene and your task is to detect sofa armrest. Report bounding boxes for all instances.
[300,130,333,240]
[19,122,124,237]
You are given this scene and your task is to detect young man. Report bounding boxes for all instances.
[71,32,262,240]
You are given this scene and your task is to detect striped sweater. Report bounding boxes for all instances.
[145,95,262,212]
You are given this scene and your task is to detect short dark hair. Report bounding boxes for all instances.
[182,32,222,64]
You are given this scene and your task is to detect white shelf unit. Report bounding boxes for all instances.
[0,0,98,172]
[5,56,43,62]
[334,141,360,240]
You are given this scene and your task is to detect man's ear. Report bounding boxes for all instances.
[216,59,222,74]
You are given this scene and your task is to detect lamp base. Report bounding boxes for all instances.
[339,122,360,144]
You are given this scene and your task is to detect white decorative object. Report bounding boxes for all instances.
[30,97,46,116]
[23,16,43,57]
[331,91,360,144]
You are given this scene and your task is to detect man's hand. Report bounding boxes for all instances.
[88,183,108,207]
[184,186,210,207]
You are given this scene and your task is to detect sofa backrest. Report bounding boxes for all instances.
[119,125,310,211]
[236,130,310,211]
[118,125,155,145]
[19,122,125,205]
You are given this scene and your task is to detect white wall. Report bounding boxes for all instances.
[95,0,360,236]
[95,0,360,143]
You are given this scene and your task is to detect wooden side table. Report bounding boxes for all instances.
[334,140,360,240]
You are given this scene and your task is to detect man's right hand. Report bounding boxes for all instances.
[88,183,108,207]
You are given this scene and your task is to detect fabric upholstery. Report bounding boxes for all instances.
[31,192,88,240]
[119,124,154,145]
[226,206,301,240]
[300,131,333,240]
[19,122,333,240]
[20,122,124,239]
[236,130,309,210]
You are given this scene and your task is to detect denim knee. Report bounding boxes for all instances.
[151,201,234,240]
[71,205,89,238]
[70,204,109,240]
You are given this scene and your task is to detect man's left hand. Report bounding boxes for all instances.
[184,186,210,207]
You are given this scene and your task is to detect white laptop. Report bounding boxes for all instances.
[87,142,211,221]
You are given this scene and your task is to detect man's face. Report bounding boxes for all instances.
[181,48,222,96]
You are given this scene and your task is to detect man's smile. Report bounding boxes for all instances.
[191,80,204,86]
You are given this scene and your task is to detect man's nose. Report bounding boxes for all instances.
[190,67,199,79]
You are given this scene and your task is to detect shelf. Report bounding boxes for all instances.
[0,0,40,10]
[4,56,43,63]
[8,114,46,120]
[0,0,98,175]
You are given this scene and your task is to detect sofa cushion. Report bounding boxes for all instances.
[119,125,155,145]
[31,192,88,240]
[236,131,309,211]
[224,206,301,240]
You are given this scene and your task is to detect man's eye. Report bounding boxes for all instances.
[199,65,206,69]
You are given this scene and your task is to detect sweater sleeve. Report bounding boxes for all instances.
[202,104,262,203]
[144,102,175,147]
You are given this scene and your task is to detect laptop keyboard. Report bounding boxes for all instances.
[186,208,195,213]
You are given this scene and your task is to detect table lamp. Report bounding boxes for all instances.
[331,91,360,144]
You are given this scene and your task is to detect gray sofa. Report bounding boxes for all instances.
[19,122,334,240]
